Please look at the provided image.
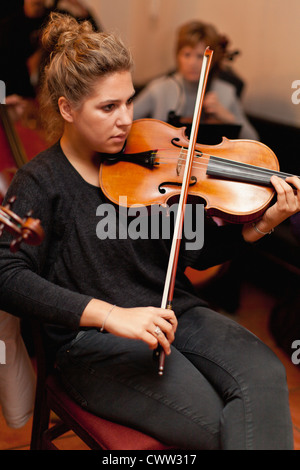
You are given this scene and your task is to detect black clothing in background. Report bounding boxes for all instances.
[0,7,48,97]
[0,3,101,99]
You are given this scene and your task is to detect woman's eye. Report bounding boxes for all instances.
[102,104,115,112]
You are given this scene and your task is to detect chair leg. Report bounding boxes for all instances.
[30,382,51,450]
[41,421,70,450]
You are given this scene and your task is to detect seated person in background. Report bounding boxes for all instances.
[0,0,49,123]
[0,0,101,96]
[134,20,259,141]
[0,0,101,123]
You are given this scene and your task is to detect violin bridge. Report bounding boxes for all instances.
[176,147,185,176]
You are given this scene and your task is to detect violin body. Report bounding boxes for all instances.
[100,119,281,223]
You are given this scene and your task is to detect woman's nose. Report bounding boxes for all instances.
[117,105,133,127]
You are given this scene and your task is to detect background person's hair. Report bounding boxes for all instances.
[175,20,227,71]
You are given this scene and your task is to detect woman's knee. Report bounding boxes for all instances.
[246,340,287,387]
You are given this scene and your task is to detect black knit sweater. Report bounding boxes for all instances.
[0,142,245,354]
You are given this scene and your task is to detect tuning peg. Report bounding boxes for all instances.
[6,196,16,209]
[10,236,22,253]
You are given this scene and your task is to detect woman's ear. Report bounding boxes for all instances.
[58,97,74,122]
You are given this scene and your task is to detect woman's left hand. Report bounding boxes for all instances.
[242,175,300,242]
[263,175,300,226]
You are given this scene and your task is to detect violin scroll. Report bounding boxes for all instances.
[0,196,45,252]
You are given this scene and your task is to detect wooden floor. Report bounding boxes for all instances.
[0,281,299,450]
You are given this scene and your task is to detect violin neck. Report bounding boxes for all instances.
[207,156,295,187]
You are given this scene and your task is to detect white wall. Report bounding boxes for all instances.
[86,0,300,127]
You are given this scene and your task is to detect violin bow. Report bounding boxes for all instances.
[156,47,214,375]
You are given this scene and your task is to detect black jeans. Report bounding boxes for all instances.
[56,307,294,450]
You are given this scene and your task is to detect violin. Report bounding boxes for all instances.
[0,196,44,252]
[100,118,298,224]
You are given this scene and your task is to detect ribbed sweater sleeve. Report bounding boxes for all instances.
[0,149,92,329]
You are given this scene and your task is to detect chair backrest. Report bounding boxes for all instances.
[0,168,16,203]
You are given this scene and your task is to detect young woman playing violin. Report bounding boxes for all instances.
[0,13,299,450]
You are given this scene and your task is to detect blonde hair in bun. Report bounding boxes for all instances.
[39,12,133,141]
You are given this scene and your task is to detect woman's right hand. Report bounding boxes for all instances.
[80,300,178,356]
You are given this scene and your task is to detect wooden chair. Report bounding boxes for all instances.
[30,322,175,450]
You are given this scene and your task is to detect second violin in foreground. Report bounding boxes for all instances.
[0,196,44,252]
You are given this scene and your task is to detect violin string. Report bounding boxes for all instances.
[155,151,254,173]
[156,155,263,173]
[163,158,284,180]
[159,147,291,178]
[156,147,253,167]
[156,159,273,178]
[153,148,286,178]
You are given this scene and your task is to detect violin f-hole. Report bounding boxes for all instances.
[158,176,197,194]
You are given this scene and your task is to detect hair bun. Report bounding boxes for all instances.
[42,12,92,54]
